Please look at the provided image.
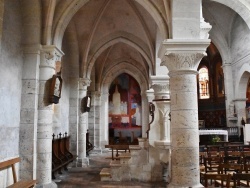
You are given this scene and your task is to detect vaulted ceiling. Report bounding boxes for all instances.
[47,0,250,91]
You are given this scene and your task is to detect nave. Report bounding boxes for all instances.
[56,151,166,188]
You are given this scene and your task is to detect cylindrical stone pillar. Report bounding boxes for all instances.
[159,39,210,187]
[77,78,91,167]
[37,45,64,188]
[169,70,201,187]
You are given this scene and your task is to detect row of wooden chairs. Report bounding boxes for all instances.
[200,150,250,166]
[200,144,250,153]
[201,158,250,187]
[203,173,250,187]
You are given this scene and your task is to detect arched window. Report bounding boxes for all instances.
[198,67,210,99]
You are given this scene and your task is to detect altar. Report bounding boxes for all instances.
[114,127,142,138]
[199,129,228,142]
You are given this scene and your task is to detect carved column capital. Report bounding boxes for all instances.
[146,89,154,103]
[151,84,170,99]
[158,39,210,73]
[79,78,91,90]
[41,45,64,67]
[162,53,205,72]
[94,91,102,102]
[150,75,170,100]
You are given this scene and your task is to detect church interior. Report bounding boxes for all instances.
[1,0,250,187]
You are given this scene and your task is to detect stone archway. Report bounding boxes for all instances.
[98,62,149,148]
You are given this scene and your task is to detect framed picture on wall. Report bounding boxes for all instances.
[81,96,91,113]
[199,120,205,128]
[49,74,63,104]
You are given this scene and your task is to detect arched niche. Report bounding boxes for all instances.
[198,42,226,130]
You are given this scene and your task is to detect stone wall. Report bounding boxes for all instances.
[0,0,23,187]
[231,15,250,64]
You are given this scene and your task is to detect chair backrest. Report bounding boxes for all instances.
[224,151,243,164]
[233,173,250,187]
[204,173,231,188]
[204,156,222,173]
[0,157,20,183]
[218,163,243,174]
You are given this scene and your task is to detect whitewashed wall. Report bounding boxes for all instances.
[0,0,23,187]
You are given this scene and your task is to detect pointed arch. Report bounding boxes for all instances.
[85,32,153,78]
[101,61,148,93]
[209,0,250,30]
[235,63,250,99]
[52,0,168,48]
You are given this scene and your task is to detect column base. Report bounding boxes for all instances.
[36,181,58,188]
[76,157,89,167]
[167,183,204,188]
[155,140,171,149]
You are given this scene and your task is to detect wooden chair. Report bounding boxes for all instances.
[233,173,250,187]
[217,163,243,187]
[224,151,243,164]
[204,173,231,188]
[204,156,223,174]
[201,156,223,184]
[0,157,36,188]
[118,131,128,144]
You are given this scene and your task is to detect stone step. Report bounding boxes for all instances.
[119,152,131,165]
[110,159,122,167]
[100,168,112,181]
[129,145,141,150]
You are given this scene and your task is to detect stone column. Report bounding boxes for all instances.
[20,44,41,180]
[159,40,210,188]
[222,62,236,126]
[77,78,91,167]
[151,76,170,144]
[68,77,79,157]
[100,90,109,149]
[94,91,101,149]
[37,45,64,187]
[141,92,149,138]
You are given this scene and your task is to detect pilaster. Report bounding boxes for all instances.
[222,62,235,126]
[77,78,91,167]
[141,92,149,138]
[20,44,41,181]
[68,77,79,156]
[36,45,64,187]
[151,76,171,146]
[159,39,210,188]
[93,91,101,150]
[100,90,109,149]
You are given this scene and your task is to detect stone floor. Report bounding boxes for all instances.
[55,151,167,188]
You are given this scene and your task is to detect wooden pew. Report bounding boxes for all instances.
[86,130,94,155]
[52,132,75,179]
[105,144,130,160]
[0,157,36,188]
